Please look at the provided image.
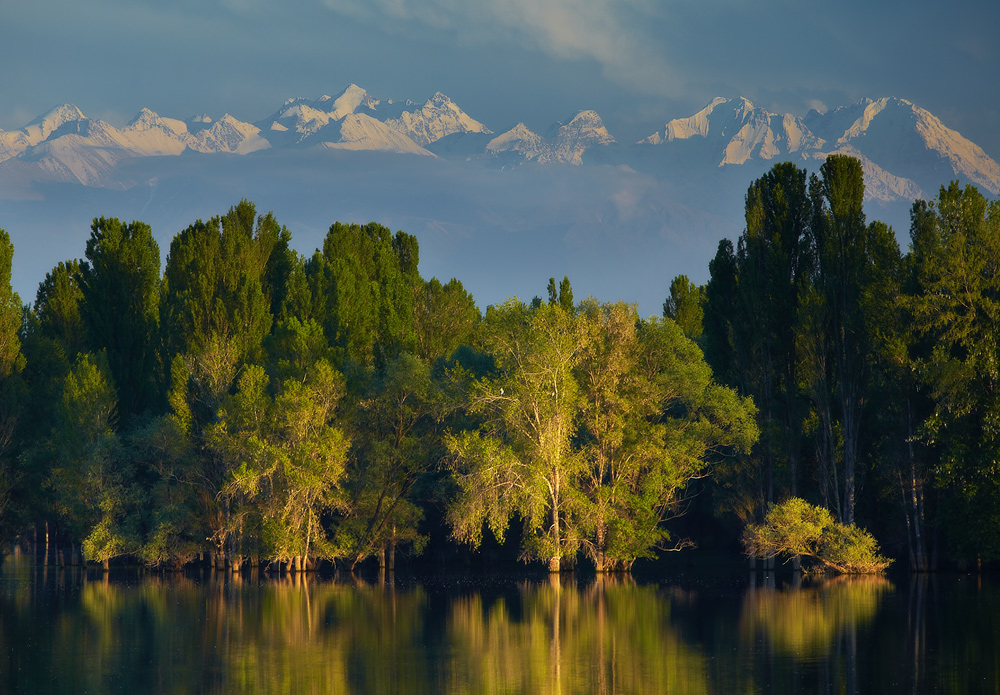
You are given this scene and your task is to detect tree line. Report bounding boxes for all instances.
[1,153,995,574]
[670,154,1000,571]
[0,201,755,572]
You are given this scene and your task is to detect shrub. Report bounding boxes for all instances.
[743,498,891,573]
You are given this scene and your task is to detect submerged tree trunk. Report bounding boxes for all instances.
[549,466,562,573]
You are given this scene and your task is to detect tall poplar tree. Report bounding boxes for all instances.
[317,222,420,368]
[78,217,161,419]
[704,163,811,524]
[809,155,876,524]
[0,230,24,541]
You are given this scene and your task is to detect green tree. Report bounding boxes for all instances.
[78,217,161,419]
[908,181,1000,561]
[413,277,480,364]
[47,352,140,568]
[129,414,206,568]
[0,230,24,543]
[161,200,281,413]
[663,274,704,339]
[705,163,812,527]
[209,358,351,570]
[808,155,872,524]
[160,201,288,565]
[34,259,85,358]
[546,276,575,314]
[317,222,421,368]
[339,353,442,570]
[575,301,756,570]
[447,299,585,571]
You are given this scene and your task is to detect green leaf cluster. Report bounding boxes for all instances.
[743,497,890,573]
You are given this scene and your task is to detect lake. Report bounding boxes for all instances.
[1,555,997,694]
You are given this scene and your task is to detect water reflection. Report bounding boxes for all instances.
[740,574,893,657]
[1,560,999,694]
[445,574,708,695]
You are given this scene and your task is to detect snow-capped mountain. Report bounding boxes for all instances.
[0,104,87,163]
[640,97,822,166]
[1,87,997,206]
[384,92,492,146]
[640,96,1000,201]
[803,97,1000,197]
[258,85,488,153]
[317,113,433,156]
[548,110,616,165]
[485,110,615,166]
[7,107,268,186]
[486,123,549,161]
[260,84,385,146]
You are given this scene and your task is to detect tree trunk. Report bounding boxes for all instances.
[595,524,606,573]
[907,399,928,572]
[550,468,562,573]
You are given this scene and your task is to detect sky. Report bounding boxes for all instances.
[3,0,999,160]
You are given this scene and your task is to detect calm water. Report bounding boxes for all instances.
[1,557,997,694]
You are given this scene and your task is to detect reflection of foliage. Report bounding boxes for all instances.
[2,571,716,694]
[446,576,709,694]
[9,571,1000,694]
[739,575,892,657]
[743,498,891,573]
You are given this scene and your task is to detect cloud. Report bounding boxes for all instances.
[807,100,828,115]
[320,0,680,96]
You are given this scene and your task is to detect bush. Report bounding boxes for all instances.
[743,498,891,574]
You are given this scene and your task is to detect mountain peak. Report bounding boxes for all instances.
[549,110,614,165]
[28,104,86,139]
[330,84,379,120]
[127,107,162,129]
[384,92,491,146]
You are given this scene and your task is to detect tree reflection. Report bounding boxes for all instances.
[445,574,709,694]
[5,564,1000,694]
[740,574,892,656]
[738,574,892,694]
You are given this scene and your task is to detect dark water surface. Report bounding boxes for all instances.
[1,556,997,694]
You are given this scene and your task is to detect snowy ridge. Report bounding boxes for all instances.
[318,113,433,156]
[190,115,269,154]
[640,95,999,199]
[10,106,267,185]
[639,96,728,144]
[547,111,615,165]
[486,123,548,160]
[0,88,997,204]
[384,92,492,146]
[0,104,87,163]
[330,84,380,121]
[485,111,614,166]
[261,85,382,145]
[641,97,821,166]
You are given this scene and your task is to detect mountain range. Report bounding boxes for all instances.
[0,85,997,316]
